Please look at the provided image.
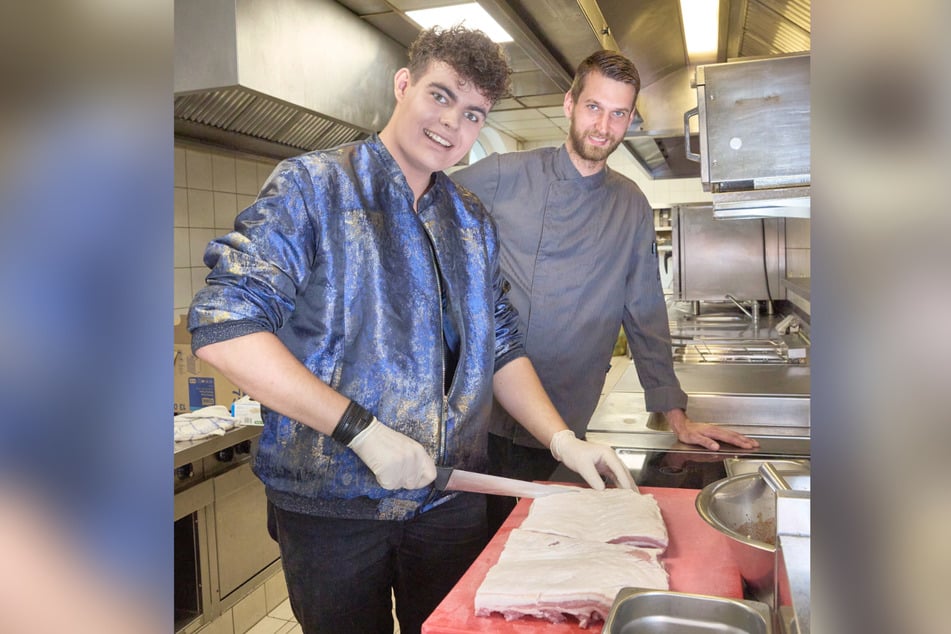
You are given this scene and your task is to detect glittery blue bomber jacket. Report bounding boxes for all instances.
[188,135,526,521]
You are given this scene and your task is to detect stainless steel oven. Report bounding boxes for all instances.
[174,427,281,633]
[174,469,212,632]
[672,203,785,302]
[212,459,280,600]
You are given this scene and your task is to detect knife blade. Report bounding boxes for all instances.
[434,466,580,498]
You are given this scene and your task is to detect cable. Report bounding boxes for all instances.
[761,219,774,303]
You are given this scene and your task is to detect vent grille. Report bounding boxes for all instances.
[175,87,368,153]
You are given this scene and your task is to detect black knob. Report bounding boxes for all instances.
[235,440,252,455]
[216,447,234,462]
[175,464,194,480]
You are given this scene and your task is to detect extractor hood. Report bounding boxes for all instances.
[175,0,811,178]
[174,0,407,159]
[623,66,703,179]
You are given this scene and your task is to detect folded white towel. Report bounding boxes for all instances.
[174,405,238,442]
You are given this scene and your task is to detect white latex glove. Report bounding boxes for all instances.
[347,419,437,490]
[550,429,637,491]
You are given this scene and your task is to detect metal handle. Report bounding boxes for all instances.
[684,107,700,162]
[759,462,791,492]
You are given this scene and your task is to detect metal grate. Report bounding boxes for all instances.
[175,87,368,153]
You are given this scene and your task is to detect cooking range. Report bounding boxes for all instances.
[174,426,280,633]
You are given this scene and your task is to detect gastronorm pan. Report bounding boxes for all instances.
[723,458,810,478]
[604,587,772,633]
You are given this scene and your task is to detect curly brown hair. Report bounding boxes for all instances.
[407,25,512,106]
[570,50,641,108]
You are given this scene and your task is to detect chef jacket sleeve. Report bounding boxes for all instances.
[621,201,688,413]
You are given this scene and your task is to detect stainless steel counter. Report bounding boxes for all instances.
[611,362,810,396]
[174,424,262,469]
[587,306,811,460]
[588,390,810,456]
[590,430,810,457]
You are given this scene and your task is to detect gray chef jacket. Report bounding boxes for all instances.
[452,145,687,448]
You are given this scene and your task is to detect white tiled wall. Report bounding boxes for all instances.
[174,141,279,321]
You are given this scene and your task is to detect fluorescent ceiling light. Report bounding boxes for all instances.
[679,0,719,64]
[406,3,513,43]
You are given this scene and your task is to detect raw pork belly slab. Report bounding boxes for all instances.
[474,528,669,627]
[519,488,669,550]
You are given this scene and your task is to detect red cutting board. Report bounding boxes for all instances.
[422,486,743,634]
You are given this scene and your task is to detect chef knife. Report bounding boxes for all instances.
[434,466,581,498]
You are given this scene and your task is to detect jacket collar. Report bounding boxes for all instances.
[367,132,448,209]
[555,143,608,190]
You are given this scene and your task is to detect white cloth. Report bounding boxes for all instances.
[174,405,238,441]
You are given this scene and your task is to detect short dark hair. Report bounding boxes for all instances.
[570,50,641,107]
[407,25,512,106]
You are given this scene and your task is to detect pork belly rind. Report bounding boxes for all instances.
[519,488,669,550]
[474,528,669,627]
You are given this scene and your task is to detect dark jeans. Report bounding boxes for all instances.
[267,493,487,634]
[485,433,559,536]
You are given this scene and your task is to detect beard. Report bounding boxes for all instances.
[567,120,622,163]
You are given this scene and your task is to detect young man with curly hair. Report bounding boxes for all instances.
[188,27,634,634]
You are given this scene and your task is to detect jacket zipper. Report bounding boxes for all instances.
[416,220,451,511]
[420,222,450,465]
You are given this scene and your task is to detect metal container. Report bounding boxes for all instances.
[604,587,772,633]
[723,458,810,478]
[695,472,810,604]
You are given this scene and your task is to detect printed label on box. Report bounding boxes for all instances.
[188,376,217,410]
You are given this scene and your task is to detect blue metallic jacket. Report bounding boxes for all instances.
[188,135,526,520]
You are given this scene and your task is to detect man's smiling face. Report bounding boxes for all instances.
[564,71,637,166]
[383,61,491,191]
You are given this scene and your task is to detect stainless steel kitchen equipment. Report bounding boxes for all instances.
[695,471,810,606]
[685,54,811,219]
[174,427,280,633]
[646,394,810,438]
[174,461,212,631]
[174,0,403,158]
[604,587,773,633]
[724,458,810,478]
[760,464,811,634]
[672,203,784,302]
[174,0,809,177]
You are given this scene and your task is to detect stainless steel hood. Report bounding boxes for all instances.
[525,0,812,179]
[341,0,809,179]
[174,0,407,159]
[175,0,810,174]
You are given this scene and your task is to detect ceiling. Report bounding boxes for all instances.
[336,0,810,179]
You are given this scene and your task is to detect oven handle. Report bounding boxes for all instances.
[684,107,700,162]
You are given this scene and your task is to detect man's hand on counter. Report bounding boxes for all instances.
[664,408,760,451]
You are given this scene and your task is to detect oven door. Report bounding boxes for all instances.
[212,461,281,602]
[174,479,213,633]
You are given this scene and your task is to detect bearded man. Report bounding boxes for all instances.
[451,50,758,534]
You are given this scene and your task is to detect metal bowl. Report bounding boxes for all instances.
[695,472,810,603]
